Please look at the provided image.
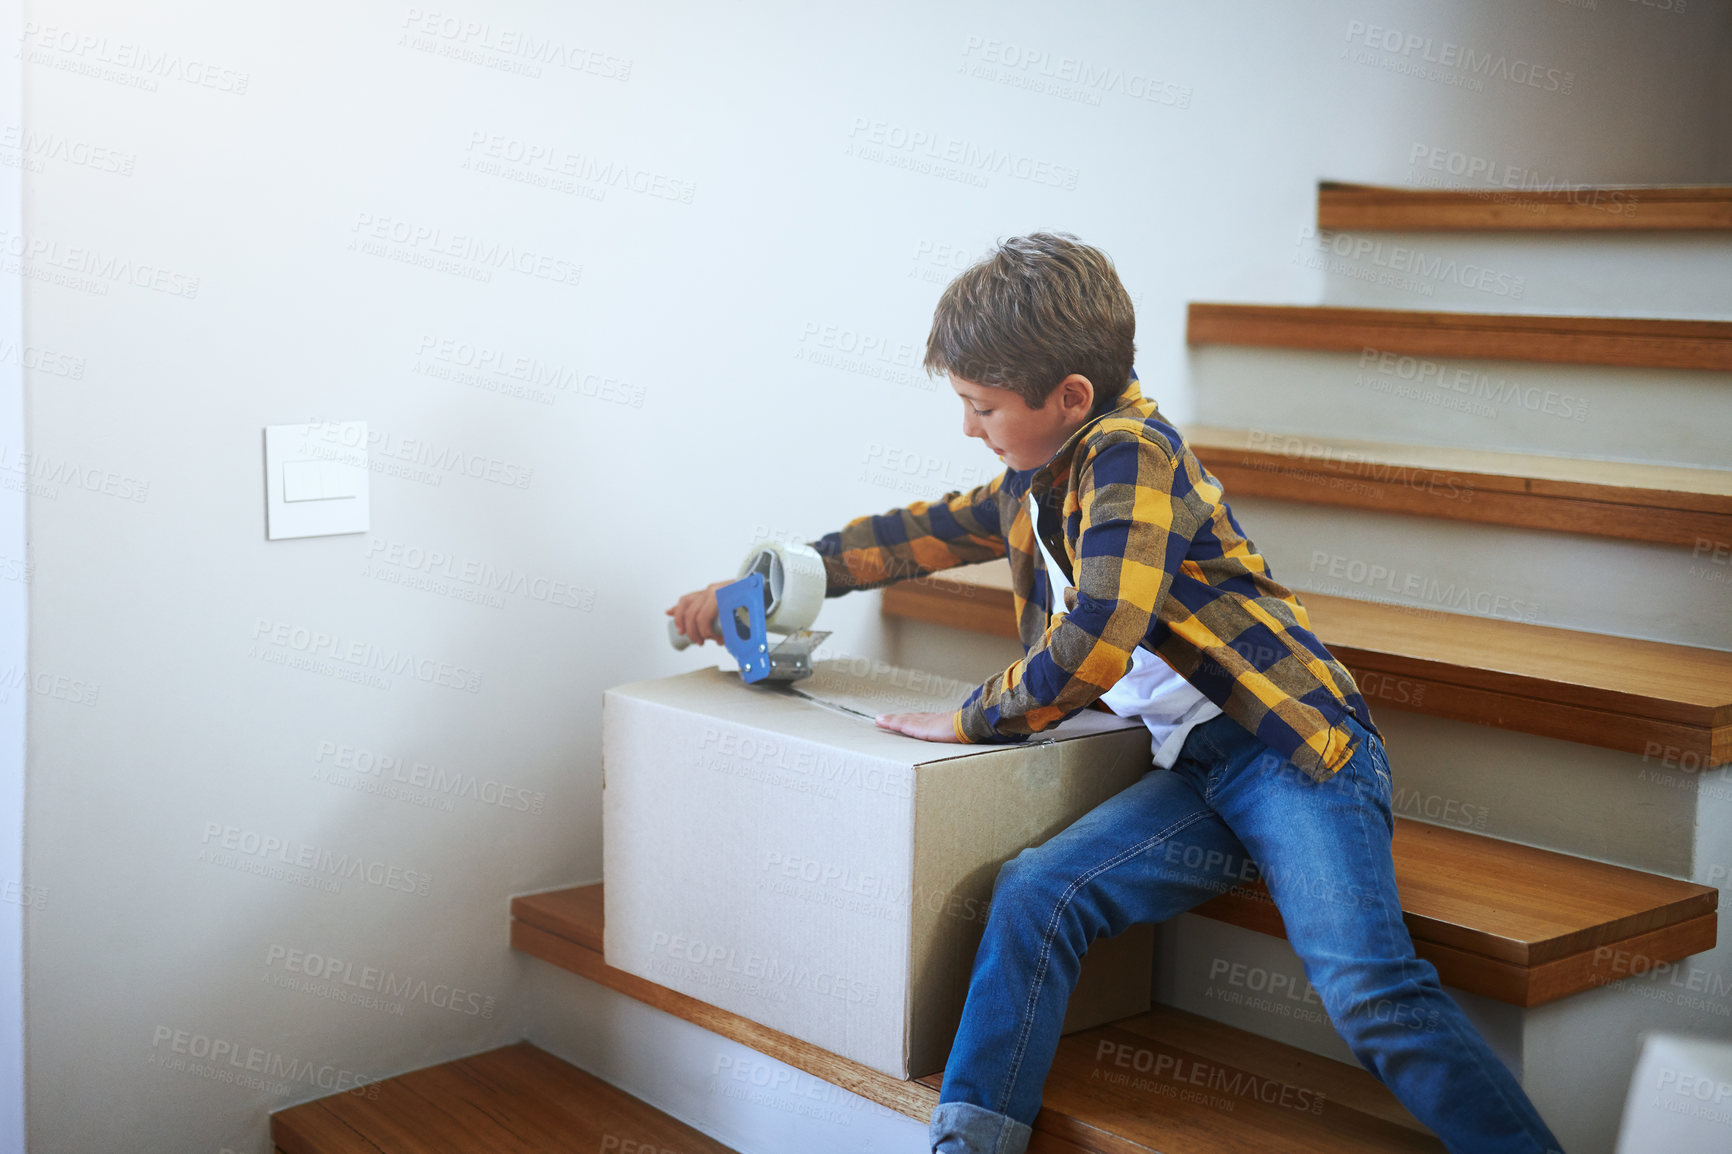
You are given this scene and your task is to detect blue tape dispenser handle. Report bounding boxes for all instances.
[714,572,772,683]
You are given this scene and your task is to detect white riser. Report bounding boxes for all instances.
[1152,915,1521,1070]
[1299,231,1732,318]
[877,608,1022,697]
[1227,498,1732,651]
[520,961,927,1154]
[1377,711,1697,877]
[1190,346,1732,470]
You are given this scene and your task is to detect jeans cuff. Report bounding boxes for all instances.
[929,1101,1033,1154]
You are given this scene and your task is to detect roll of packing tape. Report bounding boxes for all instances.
[738,540,826,634]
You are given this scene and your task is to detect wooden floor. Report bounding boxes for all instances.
[512,883,1447,1153]
[272,1041,738,1154]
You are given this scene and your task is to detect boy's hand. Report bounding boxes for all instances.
[874,711,962,743]
[667,580,734,646]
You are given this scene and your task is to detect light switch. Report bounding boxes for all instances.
[283,459,362,502]
[264,422,371,540]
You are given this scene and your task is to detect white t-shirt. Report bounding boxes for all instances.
[1029,494,1221,768]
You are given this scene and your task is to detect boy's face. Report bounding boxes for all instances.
[951,375,1095,472]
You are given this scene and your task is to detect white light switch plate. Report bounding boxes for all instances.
[264,422,370,540]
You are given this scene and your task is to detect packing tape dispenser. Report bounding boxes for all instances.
[668,541,831,684]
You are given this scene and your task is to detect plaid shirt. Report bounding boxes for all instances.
[810,380,1377,781]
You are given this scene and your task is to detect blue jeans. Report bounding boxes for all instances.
[929,711,1562,1154]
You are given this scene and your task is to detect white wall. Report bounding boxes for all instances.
[17,1,1731,1152]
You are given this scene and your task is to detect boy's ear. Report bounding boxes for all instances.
[1055,373,1095,415]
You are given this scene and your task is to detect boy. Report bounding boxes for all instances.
[669,234,1561,1154]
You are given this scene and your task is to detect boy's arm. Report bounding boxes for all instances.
[954,432,1206,742]
[809,474,1009,595]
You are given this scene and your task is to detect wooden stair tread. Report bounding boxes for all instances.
[1191,817,1715,973]
[1033,1015,1441,1153]
[1182,425,1732,548]
[1185,425,1732,502]
[881,562,1732,766]
[512,886,1444,1152]
[1317,181,1732,231]
[1185,303,1732,372]
[271,1040,737,1153]
[1300,591,1732,721]
[514,884,604,953]
[910,1004,1432,1130]
[920,1009,1443,1153]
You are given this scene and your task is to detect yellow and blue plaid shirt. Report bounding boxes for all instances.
[811,380,1376,781]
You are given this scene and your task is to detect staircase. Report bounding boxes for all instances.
[278,183,1732,1153]
[510,885,1447,1153]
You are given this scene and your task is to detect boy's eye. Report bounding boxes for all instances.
[972,407,992,416]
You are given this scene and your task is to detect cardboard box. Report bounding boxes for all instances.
[603,660,1157,1079]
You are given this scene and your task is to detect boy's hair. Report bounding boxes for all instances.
[924,232,1136,410]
